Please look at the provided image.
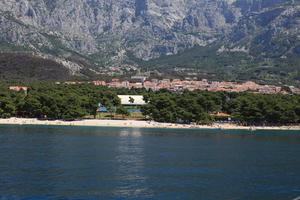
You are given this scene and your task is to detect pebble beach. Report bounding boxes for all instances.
[0,118,299,130]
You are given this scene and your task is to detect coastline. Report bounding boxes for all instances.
[0,118,299,130]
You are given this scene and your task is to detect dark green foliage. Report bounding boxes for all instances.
[142,89,300,125]
[0,86,24,118]
[0,53,71,80]
[19,83,121,121]
[141,90,215,124]
[116,106,130,118]
[129,96,135,104]
[227,93,300,124]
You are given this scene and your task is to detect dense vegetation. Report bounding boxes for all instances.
[0,83,299,124]
[141,90,300,125]
[0,83,123,120]
[0,53,71,80]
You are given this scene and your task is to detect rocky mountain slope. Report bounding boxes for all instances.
[0,0,299,82]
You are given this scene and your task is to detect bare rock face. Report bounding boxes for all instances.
[0,0,299,68]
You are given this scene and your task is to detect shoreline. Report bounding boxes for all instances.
[0,118,299,131]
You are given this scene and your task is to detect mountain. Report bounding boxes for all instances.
[0,0,299,84]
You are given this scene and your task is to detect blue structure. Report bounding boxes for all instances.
[97,103,108,112]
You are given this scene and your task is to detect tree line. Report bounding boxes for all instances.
[0,83,299,124]
[0,83,123,120]
[141,90,300,125]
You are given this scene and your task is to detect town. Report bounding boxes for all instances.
[85,78,300,95]
[8,78,300,95]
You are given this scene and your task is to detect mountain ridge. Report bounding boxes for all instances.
[0,0,299,84]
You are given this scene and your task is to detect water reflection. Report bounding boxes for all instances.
[113,128,154,198]
[119,129,142,137]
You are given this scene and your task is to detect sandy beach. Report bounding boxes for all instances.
[0,118,299,130]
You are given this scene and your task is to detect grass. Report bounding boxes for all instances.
[95,112,145,120]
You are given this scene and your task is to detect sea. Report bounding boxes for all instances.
[0,125,299,200]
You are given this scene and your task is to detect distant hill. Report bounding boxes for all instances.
[0,53,74,81]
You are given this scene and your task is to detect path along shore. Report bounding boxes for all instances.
[0,118,299,130]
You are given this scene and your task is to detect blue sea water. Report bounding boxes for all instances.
[0,125,299,200]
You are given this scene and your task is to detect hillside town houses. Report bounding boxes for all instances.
[8,79,300,99]
[91,79,300,95]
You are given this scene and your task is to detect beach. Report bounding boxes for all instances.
[0,118,299,130]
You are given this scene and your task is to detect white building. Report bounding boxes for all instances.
[117,95,147,113]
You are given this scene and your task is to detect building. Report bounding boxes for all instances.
[210,113,231,122]
[97,103,108,112]
[117,95,147,113]
[93,81,106,86]
[131,76,147,82]
[9,86,28,95]
[143,81,156,90]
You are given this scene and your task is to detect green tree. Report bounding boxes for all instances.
[116,106,130,118]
